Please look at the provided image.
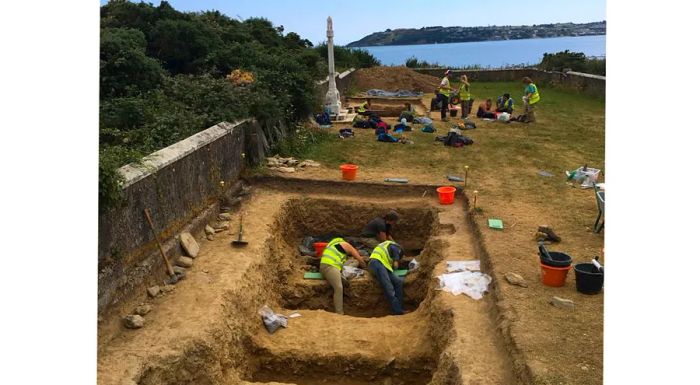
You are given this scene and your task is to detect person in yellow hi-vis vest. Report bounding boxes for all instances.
[522,77,541,123]
[437,69,454,122]
[368,240,405,315]
[458,75,473,118]
[319,237,366,314]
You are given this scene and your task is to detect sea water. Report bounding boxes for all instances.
[358,35,606,68]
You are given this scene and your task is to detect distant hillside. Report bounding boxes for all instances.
[347,21,605,47]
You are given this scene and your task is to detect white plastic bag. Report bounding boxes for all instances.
[258,305,288,334]
[497,112,510,122]
[446,260,481,272]
[437,271,492,300]
[342,266,365,280]
[408,258,420,271]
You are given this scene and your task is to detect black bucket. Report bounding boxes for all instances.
[539,251,572,267]
[574,263,604,294]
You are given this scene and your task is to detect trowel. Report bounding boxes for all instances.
[231,212,249,247]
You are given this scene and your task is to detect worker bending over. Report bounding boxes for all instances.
[357,99,372,116]
[522,77,540,122]
[368,241,405,315]
[320,237,366,315]
[360,210,399,249]
[496,93,514,114]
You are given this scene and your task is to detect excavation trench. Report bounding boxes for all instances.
[127,189,508,385]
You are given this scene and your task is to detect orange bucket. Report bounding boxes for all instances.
[540,262,572,287]
[340,164,359,180]
[436,186,457,205]
[313,242,328,257]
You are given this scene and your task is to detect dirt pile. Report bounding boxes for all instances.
[350,66,441,94]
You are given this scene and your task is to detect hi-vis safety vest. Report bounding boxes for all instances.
[526,83,540,104]
[458,83,470,100]
[439,77,451,96]
[370,240,398,272]
[358,102,368,113]
[320,237,348,270]
[499,97,513,110]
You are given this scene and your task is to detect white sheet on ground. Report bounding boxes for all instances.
[446,260,481,272]
[437,271,492,300]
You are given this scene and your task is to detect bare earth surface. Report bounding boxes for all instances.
[98,74,604,385]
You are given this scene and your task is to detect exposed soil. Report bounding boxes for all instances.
[98,182,516,385]
[348,67,441,94]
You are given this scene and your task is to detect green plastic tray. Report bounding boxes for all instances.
[488,218,504,230]
[303,272,324,279]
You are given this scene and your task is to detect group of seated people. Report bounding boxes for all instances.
[476,93,514,118]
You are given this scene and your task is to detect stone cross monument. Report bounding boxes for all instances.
[324,16,342,116]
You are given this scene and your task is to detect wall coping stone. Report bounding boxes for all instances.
[118,120,250,188]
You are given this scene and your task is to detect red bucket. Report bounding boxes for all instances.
[340,164,359,180]
[540,262,572,287]
[436,186,456,205]
[313,242,328,257]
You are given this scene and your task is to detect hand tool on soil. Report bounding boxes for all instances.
[231,212,249,247]
[447,175,464,182]
[384,178,408,183]
[144,208,183,284]
[592,256,604,275]
[464,166,469,188]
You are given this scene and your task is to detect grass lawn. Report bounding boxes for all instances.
[271,81,605,385]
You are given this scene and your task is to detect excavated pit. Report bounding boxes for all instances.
[273,198,440,317]
[128,192,477,385]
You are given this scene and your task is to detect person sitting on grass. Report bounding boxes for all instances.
[476,99,497,119]
[496,93,514,114]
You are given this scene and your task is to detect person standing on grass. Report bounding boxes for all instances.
[319,237,367,315]
[368,241,405,315]
[522,77,541,122]
[458,75,473,118]
[438,70,454,122]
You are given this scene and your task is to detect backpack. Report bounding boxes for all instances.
[377,133,398,142]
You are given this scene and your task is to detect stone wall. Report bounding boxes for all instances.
[412,68,605,98]
[98,120,261,313]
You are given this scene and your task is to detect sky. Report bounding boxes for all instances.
[99,0,606,45]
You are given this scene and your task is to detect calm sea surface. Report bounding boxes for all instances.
[357,35,606,68]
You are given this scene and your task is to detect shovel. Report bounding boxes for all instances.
[144,208,184,284]
[231,212,249,247]
[592,256,604,275]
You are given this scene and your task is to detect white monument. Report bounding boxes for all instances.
[324,16,342,116]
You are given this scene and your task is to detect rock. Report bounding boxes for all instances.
[214,228,226,233]
[176,256,194,268]
[214,222,230,230]
[220,206,231,213]
[276,166,296,173]
[161,284,175,293]
[179,232,200,258]
[124,315,145,329]
[285,158,300,166]
[218,213,232,221]
[224,196,243,208]
[538,225,561,242]
[504,272,528,288]
[238,185,252,196]
[549,296,575,309]
[134,304,152,316]
[299,160,321,168]
[147,286,161,298]
[205,225,215,236]
[173,266,187,276]
[207,234,215,241]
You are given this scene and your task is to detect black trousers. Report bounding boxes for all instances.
[439,94,449,119]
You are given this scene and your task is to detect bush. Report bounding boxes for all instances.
[313,44,380,71]
[99,1,329,210]
[539,50,605,76]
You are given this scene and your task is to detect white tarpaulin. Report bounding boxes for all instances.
[446,260,481,272]
[437,271,492,300]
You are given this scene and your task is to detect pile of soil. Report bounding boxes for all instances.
[350,66,441,94]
